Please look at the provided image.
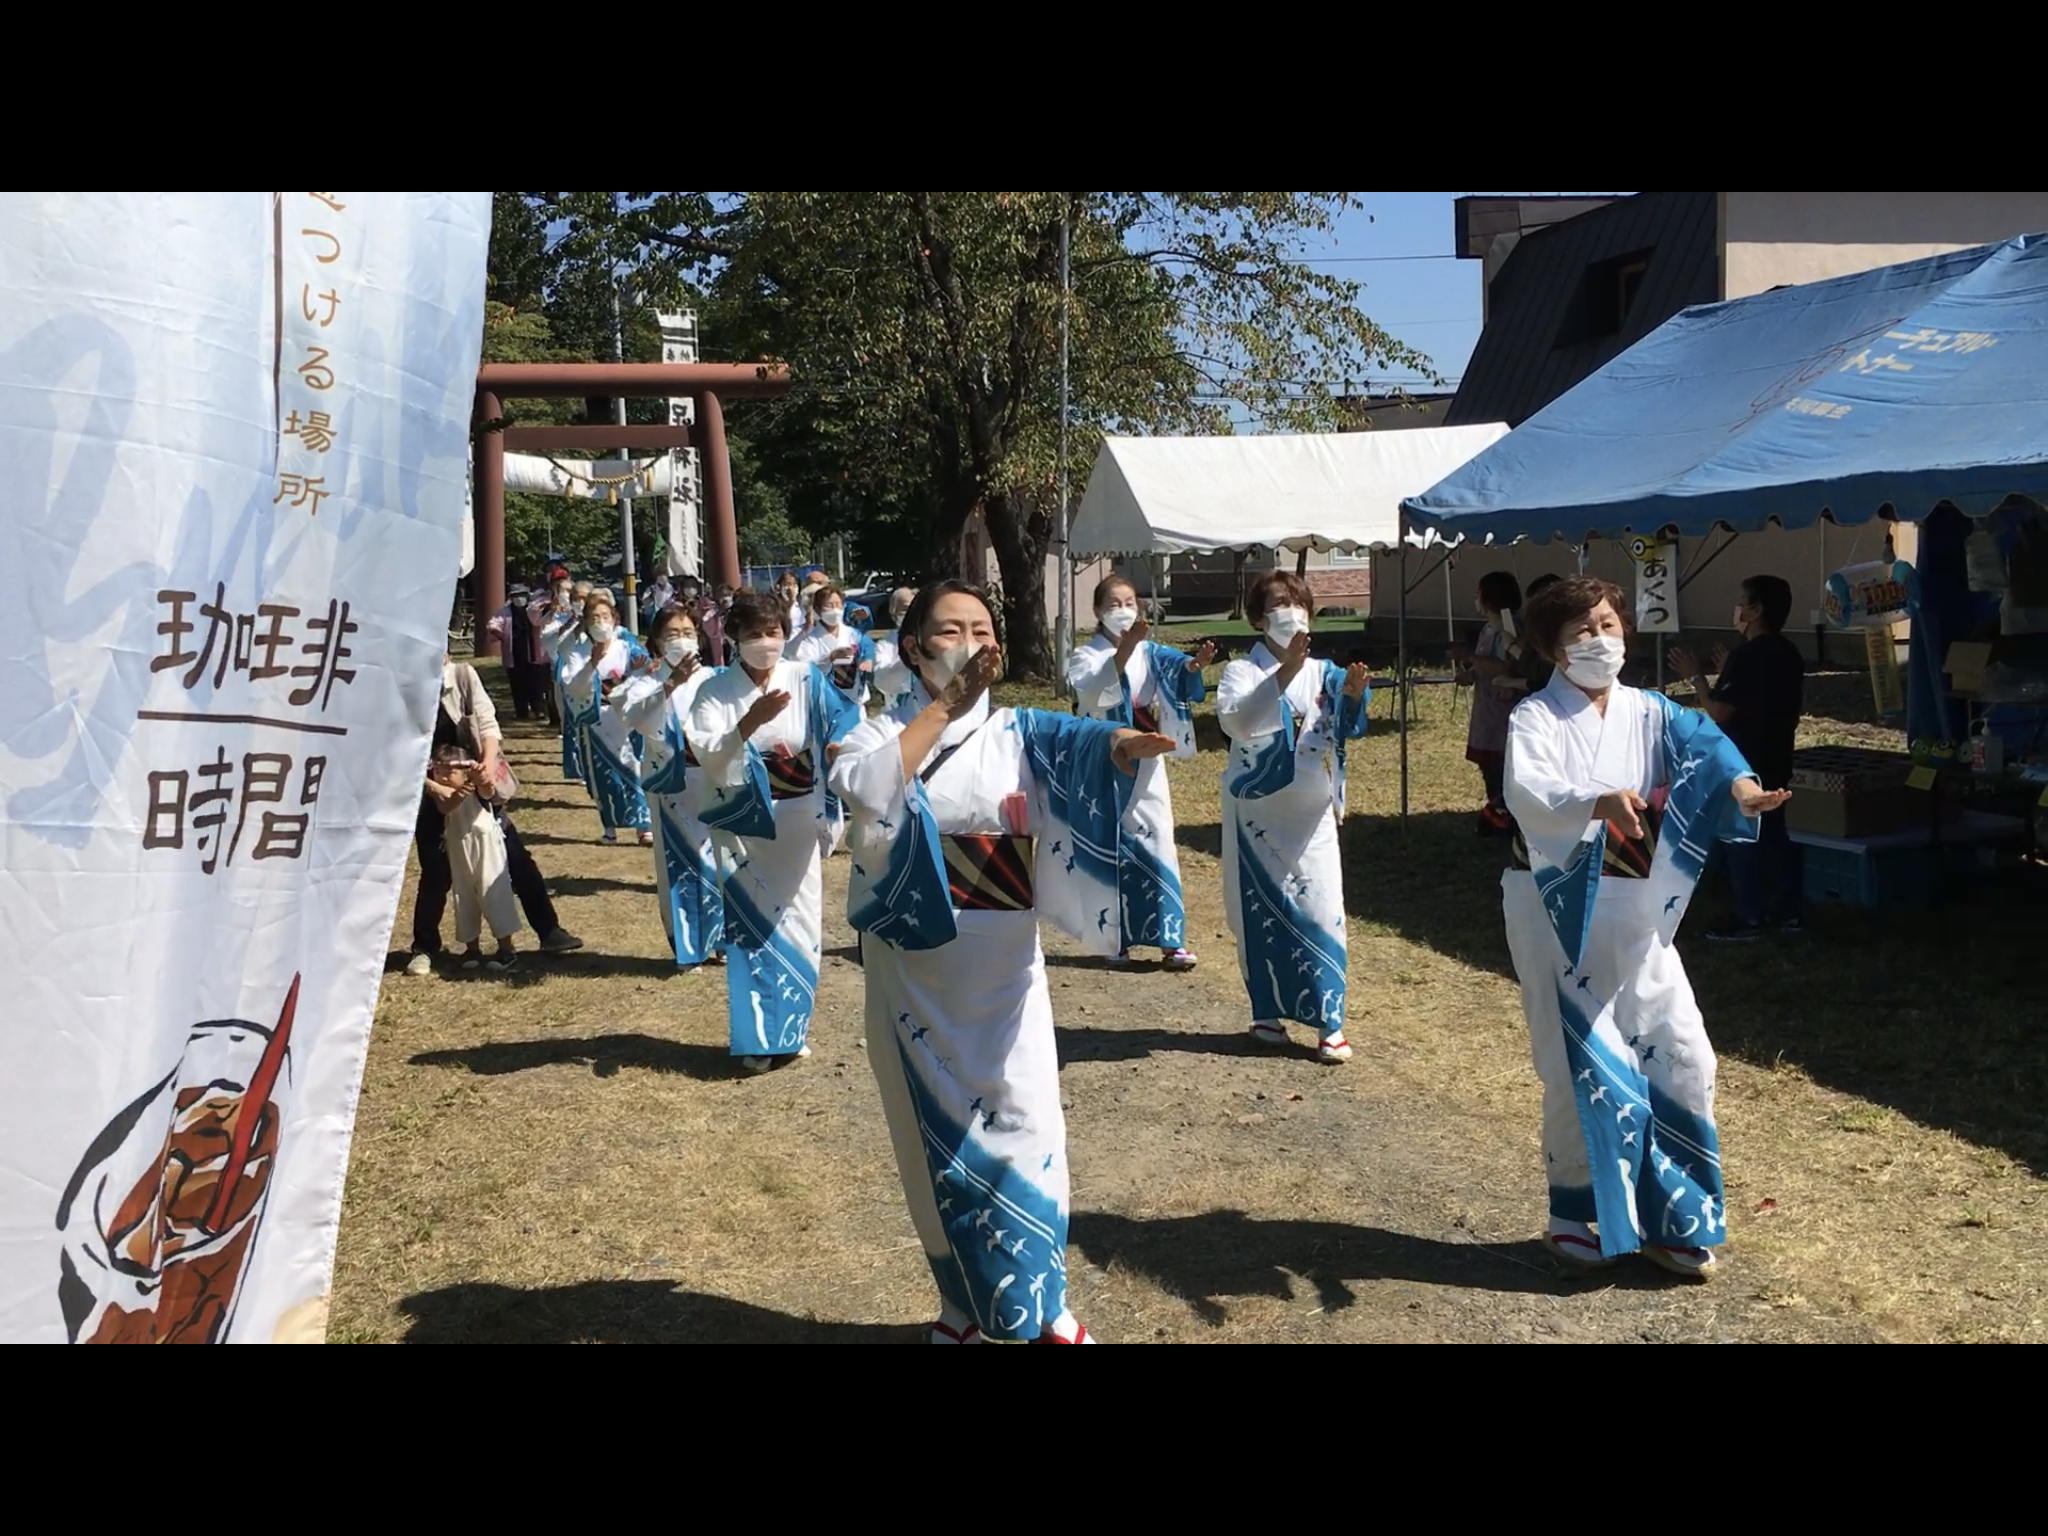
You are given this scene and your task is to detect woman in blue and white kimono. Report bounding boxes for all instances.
[1065,575,1215,969]
[1216,572,1371,1064]
[869,586,919,714]
[558,588,653,846]
[539,579,590,787]
[786,583,877,709]
[1502,576,1787,1280]
[832,580,1176,1345]
[618,602,726,969]
[786,583,875,852]
[689,591,860,1074]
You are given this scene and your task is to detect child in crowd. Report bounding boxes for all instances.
[425,745,520,971]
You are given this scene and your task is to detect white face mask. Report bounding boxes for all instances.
[662,636,692,667]
[818,607,843,630]
[1562,633,1627,689]
[921,639,981,690]
[1264,606,1309,647]
[719,595,732,611]
[1733,606,1749,630]
[1100,605,1138,636]
[741,637,783,672]
[587,620,616,645]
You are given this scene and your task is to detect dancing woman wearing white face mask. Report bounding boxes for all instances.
[1502,577,1789,1279]
[832,580,1176,1343]
[1216,573,1372,1063]
[618,604,727,968]
[557,589,653,846]
[1065,576,1217,968]
[689,592,861,1073]
[786,583,876,709]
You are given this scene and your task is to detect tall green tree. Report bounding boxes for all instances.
[489,193,1433,674]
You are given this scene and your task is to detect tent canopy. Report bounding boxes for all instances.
[1404,234,2048,547]
[1069,424,1509,557]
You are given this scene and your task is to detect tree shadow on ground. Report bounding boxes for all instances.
[546,874,656,898]
[1069,1210,1671,1325]
[1692,893,2048,1176]
[1341,809,1518,981]
[823,943,865,965]
[410,1032,743,1082]
[1055,1024,1272,1065]
[1175,822,1222,859]
[394,1281,917,1344]
[537,952,685,980]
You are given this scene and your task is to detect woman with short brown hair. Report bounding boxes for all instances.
[1216,571,1371,1063]
[1064,574,1215,968]
[1502,576,1787,1278]
[558,588,653,846]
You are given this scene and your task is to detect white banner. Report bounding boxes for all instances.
[658,310,700,578]
[1628,536,1679,634]
[0,192,489,1342]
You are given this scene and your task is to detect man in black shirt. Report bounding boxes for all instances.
[1672,574,1805,941]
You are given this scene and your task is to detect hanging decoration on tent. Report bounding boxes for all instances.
[1627,536,1678,633]
[1824,558,1917,629]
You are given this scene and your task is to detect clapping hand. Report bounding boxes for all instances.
[1114,615,1151,667]
[1110,729,1177,774]
[1710,643,1731,673]
[1732,778,1792,817]
[1186,639,1217,671]
[830,645,857,663]
[1341,662,1371,700]
[1668,646,1704,682]
[740,688,793,735]
[664,652,700,691]
[938,645,1003,720]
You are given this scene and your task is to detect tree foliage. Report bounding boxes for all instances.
[486,193,1435,674]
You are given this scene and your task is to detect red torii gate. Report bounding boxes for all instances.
[471,361,790,621]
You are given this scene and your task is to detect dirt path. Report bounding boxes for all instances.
[331,672,2044,1343]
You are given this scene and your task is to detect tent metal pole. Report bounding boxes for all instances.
[1398,516,1410,826]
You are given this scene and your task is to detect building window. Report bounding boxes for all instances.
[1555,247,1655,349]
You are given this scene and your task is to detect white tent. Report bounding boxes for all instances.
[1065,424,1511,826]
[1068,424,1509,557]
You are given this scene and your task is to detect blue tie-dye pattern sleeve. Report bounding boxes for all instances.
[1657,695,1761,852]
[809,662,862,755]
[1147,640,1207,710]
[1016,709,1129,952]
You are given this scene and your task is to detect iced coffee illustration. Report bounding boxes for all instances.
[56,975,300,1344]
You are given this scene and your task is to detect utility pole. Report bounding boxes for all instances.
[1055,196,1072,696]
[612,272,639,634]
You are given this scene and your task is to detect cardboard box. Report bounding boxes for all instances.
[1946,641,1994,696]
[1786,746,1919,840]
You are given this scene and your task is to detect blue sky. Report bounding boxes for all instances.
[1308,192,1484,394]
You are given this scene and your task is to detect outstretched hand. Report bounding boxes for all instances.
[1111,729,1177,774]
[1733,778,1792,817]
[664,653,700,691]
[1596,788,1650,840]
[1186,639,1217,671]
[1341,662,1371,700]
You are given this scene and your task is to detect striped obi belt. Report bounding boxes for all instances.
[764,747,816,801]
[831,661,861,691]
[1131,702,1160,735]
[941,834,1036,912]
[1511,786,1667,877]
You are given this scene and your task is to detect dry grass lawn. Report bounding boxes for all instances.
[329,655,2046,1343]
